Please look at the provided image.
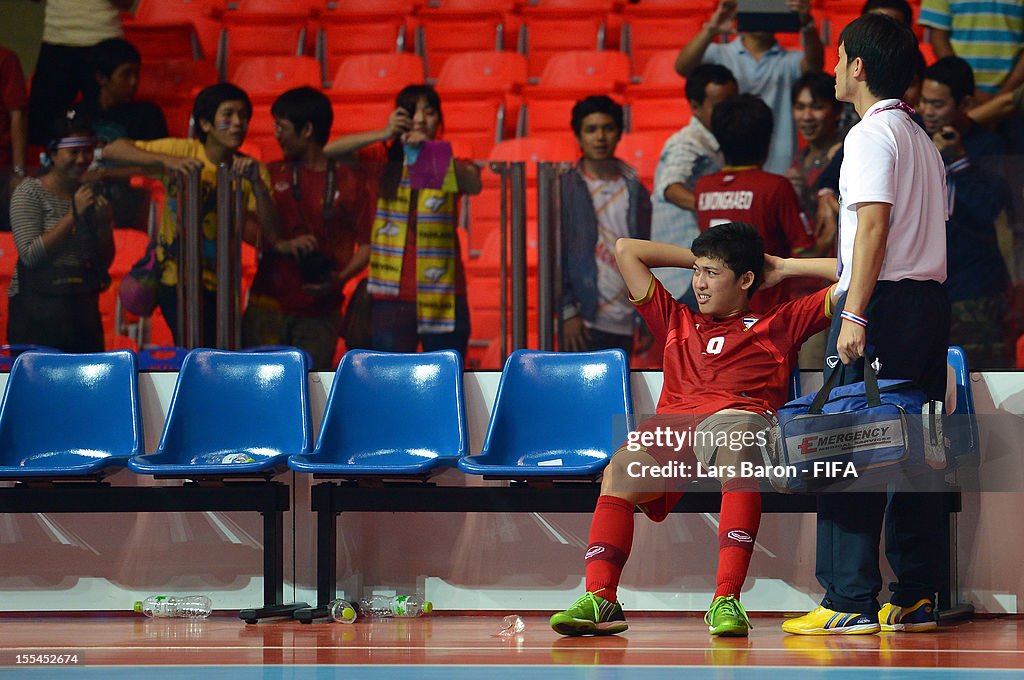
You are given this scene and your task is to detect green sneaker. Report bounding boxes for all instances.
[550,592,628,636]
[705,595,753,637]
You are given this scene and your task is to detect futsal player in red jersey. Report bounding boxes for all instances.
[550,221,840,637]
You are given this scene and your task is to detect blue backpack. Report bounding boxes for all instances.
[766,362,945,493]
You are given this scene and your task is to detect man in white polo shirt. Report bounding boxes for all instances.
[783,13,951,636]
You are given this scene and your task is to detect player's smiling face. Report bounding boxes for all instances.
[691,256,754,319]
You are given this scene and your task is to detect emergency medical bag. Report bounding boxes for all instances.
[765,361,945,493]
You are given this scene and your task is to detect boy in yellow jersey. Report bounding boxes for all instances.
[103,83,279,345]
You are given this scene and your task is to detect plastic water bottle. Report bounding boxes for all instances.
[328,599,358,624]
[358,594,432,618]
[134,595,213,619]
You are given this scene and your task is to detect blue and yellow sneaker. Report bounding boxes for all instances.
[550,592,628,636]
[705,595,753,637]
[782,606,880,635]
[879,598,937,632]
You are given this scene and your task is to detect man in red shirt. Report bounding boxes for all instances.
[242,87,374,370]
[694,94,817,312]
[550,222,839,637]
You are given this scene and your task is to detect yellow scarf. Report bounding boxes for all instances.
[368,170,459,333]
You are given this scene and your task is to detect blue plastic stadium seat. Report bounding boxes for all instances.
[243,345,314,371]
[0,344,60,372]
[0,351,142,479]
[289,350,466,477]
[458,349,634,479]
[129,349,312,477]
[946,345,978,461]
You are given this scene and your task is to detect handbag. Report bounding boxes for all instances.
[342,278,373,350]
[118,241,161,317]
[765,360,946,493]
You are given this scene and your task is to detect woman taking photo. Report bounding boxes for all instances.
[6,113,114,352]
[363,84,481,357]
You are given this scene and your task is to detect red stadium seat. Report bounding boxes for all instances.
[615,131,669,186]
[230,56,324,101]
[527,50,632,96]
[219,22,307,80]
[331,100,397,136]
[625,93,691,136]
[129,0,223,60]
[414,0,508,78]
[329,53,425,98]
[436,51,527,140]
[441,98,505,159]
[621,4,705,76]
[624,50,689,136]
[135,59,219,137]
[626,49,685,91]
[317,1,415,77]
[487,135,578,171]
[123,23,203,62]
[435,50,527,96]
[518,0,614,78]
[137,59,218,102]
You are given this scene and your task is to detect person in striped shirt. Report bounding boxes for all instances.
[919,0,1024,99]
[6,113,114,352]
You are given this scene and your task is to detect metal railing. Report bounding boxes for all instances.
[174,164,244,350]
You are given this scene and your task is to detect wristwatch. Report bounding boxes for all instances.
[12,165,25,178]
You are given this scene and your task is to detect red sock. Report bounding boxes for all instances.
[715,478,761,599]
[584,495,635,603]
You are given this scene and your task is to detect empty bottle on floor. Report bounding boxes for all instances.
[134,595,213,619]
[328,599,358,624]
[358,594,433,617]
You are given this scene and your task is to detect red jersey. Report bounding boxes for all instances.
[0,47,27,168]
[694,168,813,311]
[634,277,832,415]
[249,161,373,316]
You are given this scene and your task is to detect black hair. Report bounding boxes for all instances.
[192,82,252,143]
[271,86,333,146]
[710,94,773,167]
[861,0,913,27]
[88,38,141,79]
[691,222,765,297]
[923,56,976,105]
[839,13,920,100]
[685,63,737,104]
[790,71,841,109]
[570,95,624,136]
[47,111,94,150]
[381,84,442,200]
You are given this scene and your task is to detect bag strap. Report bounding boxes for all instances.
[809,356,882,414]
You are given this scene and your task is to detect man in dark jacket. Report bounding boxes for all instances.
[561,95,653,355]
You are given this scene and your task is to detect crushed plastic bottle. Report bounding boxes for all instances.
[358,594,433,618]
[496,614,525,637]
[328,599,358,624]
[134,595,212,619]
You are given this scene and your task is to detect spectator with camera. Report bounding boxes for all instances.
[350,84,481,357]
[6,113,114,352]
[675,0,824,176]
[241,87,373,371]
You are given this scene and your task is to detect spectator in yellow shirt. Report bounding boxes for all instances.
[102,83,280,346]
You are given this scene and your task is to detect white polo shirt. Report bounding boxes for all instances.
[836,99,948,296]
